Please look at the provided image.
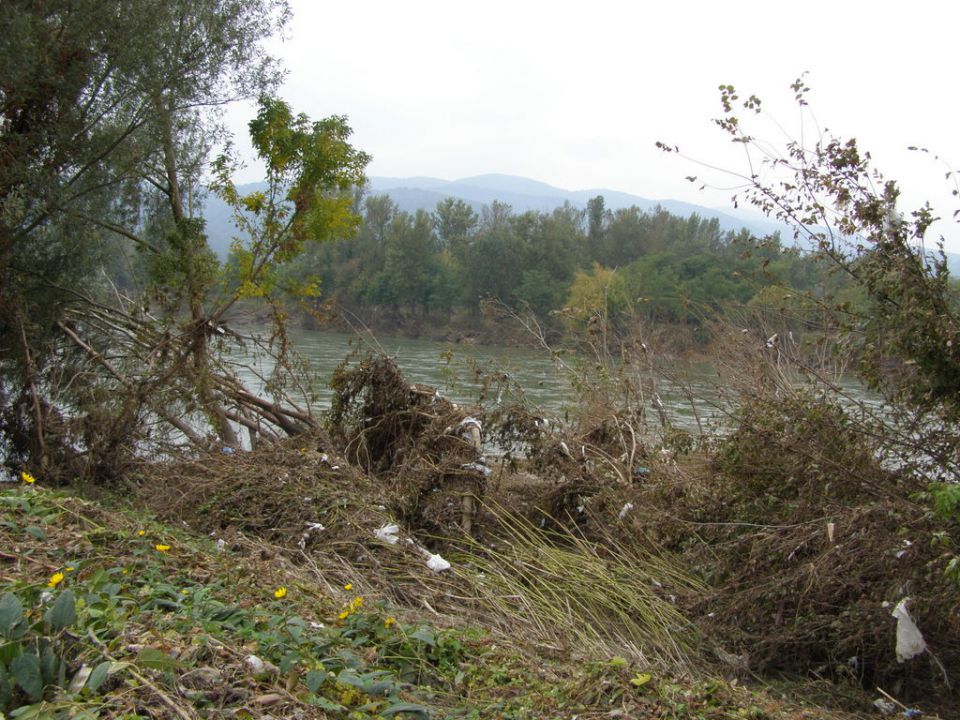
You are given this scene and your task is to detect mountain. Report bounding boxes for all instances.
[200,173,960,274]
[367,173,787,237]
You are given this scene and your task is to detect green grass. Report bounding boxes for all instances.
[0,485,871,719]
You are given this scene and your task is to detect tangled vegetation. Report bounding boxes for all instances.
[3,3,959,714]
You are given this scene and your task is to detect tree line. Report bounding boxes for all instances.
[278,193,842,334]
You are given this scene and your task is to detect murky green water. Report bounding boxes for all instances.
[233,327,730,433]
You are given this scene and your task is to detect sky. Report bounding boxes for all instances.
[225,0,960,250]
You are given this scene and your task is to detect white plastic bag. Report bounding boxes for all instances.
[374,523,400,544]
[426,553,451,572]
[891,598,927,663]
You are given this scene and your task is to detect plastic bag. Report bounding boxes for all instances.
[891,598,927,663]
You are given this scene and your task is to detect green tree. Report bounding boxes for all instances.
[381,210,437,312]
[433,197,478,249]
[664,78,960,477]
[0,1,376,476]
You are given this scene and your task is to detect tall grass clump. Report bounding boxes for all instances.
[450,502,703,668]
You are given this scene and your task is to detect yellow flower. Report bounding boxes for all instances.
[384,617,396,628]
[21,471,36,484]
[343,583,353,591]
[137,530,146,536]
[338,611,349,620]
[155,544,171,552]
[273,587,287,599]
[48,572,65,588]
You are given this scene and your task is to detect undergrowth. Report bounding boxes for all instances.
[0,482,871,719]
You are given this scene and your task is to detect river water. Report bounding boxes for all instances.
[233,328,731,434]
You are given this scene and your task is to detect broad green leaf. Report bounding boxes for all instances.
[0,663,13,708]
[409,627,436,647]
[39,646,59,686]
[11,652,43,701]
[10,702,58,719]
[136,647,177,671]
[24,526,46,541]
[0,594,25,639]
[304,669,326,693]
[44,590,76,630]
[86,661,112,693]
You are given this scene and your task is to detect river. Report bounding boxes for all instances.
[232,328,731,435]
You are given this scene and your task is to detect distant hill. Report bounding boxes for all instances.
[201,173,960,275]
[366,173,789,238]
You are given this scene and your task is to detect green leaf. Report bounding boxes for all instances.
[409,627,436,647]
[136,647,177,671]
[630,672,652,687]
[0,663,13,708]
[309,695,345,711]
[24,526,46,541]
[335,669,397,696]
[304,669,326,694]
[39,645,59,686]
[44,590,76,630]
[0,593,25,639]
[10,702,58,719]
[11,652,43,701]
[382,702,431,718]
[86,661,112,693]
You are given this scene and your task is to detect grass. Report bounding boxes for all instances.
[0,481,881,719]
[448,502,702,668]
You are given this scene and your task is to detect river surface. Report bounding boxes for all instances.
[232,328,734,434]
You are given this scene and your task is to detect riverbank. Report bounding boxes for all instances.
[0,479,872,719]
[5,355,956,719]
[225,297,708,357]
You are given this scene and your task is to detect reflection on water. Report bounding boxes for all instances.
[231,327,731,434]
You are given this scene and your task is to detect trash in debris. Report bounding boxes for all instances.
[892,598,927,662]
[457,417,483,451]
[374,523,401,544]
[298,521,326,550]
[461,462,491,476]
[618,502,635,520]
[426,553,451,572]
[872,697,897,715]
[895,539,913,559]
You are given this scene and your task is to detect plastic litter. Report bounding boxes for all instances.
[374,523,400,544]
[461,462,491,476]
[426,553,451,572]
[891,597,927,662]
[872,698,897,715]
[405,536,452,571]
[458,417,483,451]
[618,502,635,520]
[298,522,326,550]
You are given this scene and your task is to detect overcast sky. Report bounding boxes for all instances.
[225,0,960,249]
